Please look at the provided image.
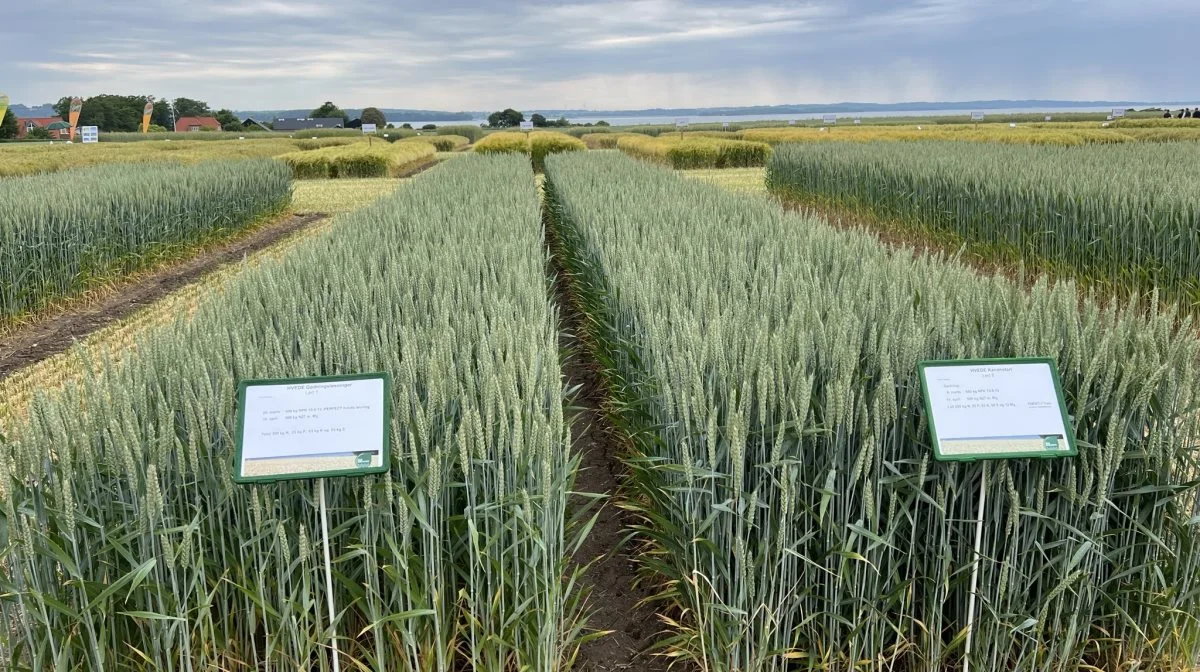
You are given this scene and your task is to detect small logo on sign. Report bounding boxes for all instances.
[355,453,372,468]
[1043,435,1061,450]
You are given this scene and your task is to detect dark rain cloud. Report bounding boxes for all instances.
[1,0,1196,110]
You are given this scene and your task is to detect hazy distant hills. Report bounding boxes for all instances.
[234,109,476,122]
[11,99,1185,123]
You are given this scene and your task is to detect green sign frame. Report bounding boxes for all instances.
[234,372,391,484]
[918,357,1076,463]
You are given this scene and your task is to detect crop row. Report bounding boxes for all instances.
[278,140,435,178]
[473,131,586,171]
[0,160,291,324]
[545,151,1200,671]
[0,156,581,670]
[765,141,1200,305]
[616,134,771,168]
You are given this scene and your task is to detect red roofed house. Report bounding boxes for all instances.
[16,117,70,139]
[175,116,221,132]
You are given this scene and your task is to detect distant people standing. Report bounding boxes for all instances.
[1178,109,1189,119]
[1193,109,1200,119]
[1164,110,1173,118]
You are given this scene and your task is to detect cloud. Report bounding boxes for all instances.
[0,0,1195,111]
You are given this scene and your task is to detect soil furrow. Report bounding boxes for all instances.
[0,212,327,381]
[545,206,669,672]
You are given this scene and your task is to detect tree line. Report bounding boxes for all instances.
[0,97,393,137]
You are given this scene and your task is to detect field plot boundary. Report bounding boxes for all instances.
[0,211,326,380]
[545,197,671,671]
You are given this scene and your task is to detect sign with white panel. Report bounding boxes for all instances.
[1111,108,1125,118]
[919,358,1075,462]
[235,373,391,483]
[822,114,837,124]
[361,123,377,134]
[80,126,99,143]
[970,111,985,121]
[674,117,688,128]
[519,121,533,130]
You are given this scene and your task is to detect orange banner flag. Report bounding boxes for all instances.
[68,97,82,141]
[142,100,153,133]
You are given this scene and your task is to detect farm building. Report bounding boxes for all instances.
[15,117,70,139]
[272,117,344,130]
[174,116,221,132]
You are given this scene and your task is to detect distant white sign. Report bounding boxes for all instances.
[1106,115,1113,121]
[722,121,730,130]
[674,117,689,128]
[970,111,985,122]
[1045,115,1053,122]
[920,359,1075,462]
[235,374,391,483]
[519,121,534,130]
[361,123,377,134]
[854,117,862,125]
[822,114,837,125]
[788,119,796,125]
[80,126,99,144]
[1111,108,1125,118]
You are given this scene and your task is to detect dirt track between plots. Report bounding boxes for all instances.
[0,212,327,381]
[546,213,670,672]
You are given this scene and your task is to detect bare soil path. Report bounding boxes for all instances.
[0,212,326,381]
[546,214,670,672]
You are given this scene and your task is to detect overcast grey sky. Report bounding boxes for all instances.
[2,0,1196,111]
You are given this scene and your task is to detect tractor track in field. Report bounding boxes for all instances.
[545,207,671,672]
[0,212,327,382]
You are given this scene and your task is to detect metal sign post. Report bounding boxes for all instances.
[318,478,340,672]
[918,358,1076,672]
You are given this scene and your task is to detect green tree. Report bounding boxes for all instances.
[172,97,211,118]
[487,108,524,128]
[53,95,148,131]
[421,123,437,130]
[214,109,241,131]
[26,126,52,140]
[401,123,413,129]
[595,120,610,126]
[0,109,17,139]
[531,113,547,127]
[151,99,173,128]
[552,116,570,127]
[310,101,349,123]
[360,107,387,127]
[53,97,73,119]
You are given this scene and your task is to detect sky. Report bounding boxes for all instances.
[2,0,1197,112]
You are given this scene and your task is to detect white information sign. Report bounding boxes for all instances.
[854,117,862,124]
[822,114,837,125]
[235,374,390,482]
[1045,115,1053,122]
[722,121,730,129]
[674,117,689,128]
[519,121,534,130]
[1111,108,1125,118]
[919,359,1075,462]
[970,111,985,122]
[80,126,99,143]
[361,123,377,134]
[788,119,796,125]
